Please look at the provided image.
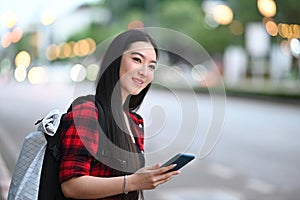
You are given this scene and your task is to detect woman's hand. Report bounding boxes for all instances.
[127,164,180,191]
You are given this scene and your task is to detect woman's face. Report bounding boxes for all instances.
[119,41,157,101]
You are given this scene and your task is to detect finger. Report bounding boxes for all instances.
[153,170,180,184]
[166,170,181,176]
[147,163,160,170]
[155,174,175,186]
[158,164,177,174]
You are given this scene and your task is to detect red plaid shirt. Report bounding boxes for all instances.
[59,101,144,199]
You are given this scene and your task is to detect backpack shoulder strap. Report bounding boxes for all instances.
[95,100,107,134]
[66,95,107,135]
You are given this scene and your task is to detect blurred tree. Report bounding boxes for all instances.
[275,0,300,24]
[229,0,261,23]
[15,31,38,60]
[66,0,300,55]
[157,0,233,53]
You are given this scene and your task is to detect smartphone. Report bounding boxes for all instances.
[161,153,195,172]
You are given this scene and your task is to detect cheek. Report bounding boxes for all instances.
[120,60,132,78]
[146,72,154,83]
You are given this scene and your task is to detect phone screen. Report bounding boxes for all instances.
[161,153,195,172]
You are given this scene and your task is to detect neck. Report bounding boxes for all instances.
[122,95,127,107]
[121,90,130,108]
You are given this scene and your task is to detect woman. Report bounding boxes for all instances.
[59,29,180,199]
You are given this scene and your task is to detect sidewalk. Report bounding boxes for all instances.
[223,79,300,104]
[155,78,300,104]
[0,153,10,200]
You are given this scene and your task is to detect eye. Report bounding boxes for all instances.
[148,64,156,71]
[132,57,142,63]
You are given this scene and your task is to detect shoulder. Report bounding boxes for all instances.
[72,100,97,113]
[63,99,98,123]
[68,95,97,113]
[61,98,99,154]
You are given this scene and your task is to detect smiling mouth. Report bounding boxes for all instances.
[132,77,144,86]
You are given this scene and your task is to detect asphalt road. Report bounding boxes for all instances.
[1,81,300,200]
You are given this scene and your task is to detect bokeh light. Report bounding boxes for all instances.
[10,27,23,43]
[58,42,69,59]
[79,39,90,56]
[14,66,27,82]
[128,20,144,29]
[61,43,72,58]
[1,11,18,29]
[229,20,244,35]
[15,51,31,68]
[290,38,300,57]
[46,44,60,60]
[265,20,278,36]
[73,40,87,57]
[45,38,96,61]
[70,64,86,82]
[40,9,57,26]
[0,27,23,48]
[73,38,96,57]
[68,41,76,57]
[86,38,96,54]
[1,32,12,48]
[86,64,99,81]
[278,23,300,39]
[28,66,47,84]
[257,0,276,18]
[204,15,219,29]
[212,4,233,25]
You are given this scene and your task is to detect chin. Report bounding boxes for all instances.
[131,91,141,96]
[130,89,143,96]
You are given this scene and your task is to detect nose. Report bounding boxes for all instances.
[138,65,148,76]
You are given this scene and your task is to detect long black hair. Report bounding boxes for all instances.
[95,29,158,199]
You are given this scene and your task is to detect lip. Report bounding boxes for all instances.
[132,77,144,86]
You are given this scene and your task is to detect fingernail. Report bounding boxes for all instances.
[172,164,177,168]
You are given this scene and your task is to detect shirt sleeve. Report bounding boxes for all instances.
[59,101,99,183]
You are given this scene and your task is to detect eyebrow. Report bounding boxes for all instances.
[130,52,157,64]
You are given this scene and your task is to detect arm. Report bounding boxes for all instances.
[61,175,123,199]
[61,164,180,199]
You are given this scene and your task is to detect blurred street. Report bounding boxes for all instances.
[1,0,300,199]
[1,82,300,200]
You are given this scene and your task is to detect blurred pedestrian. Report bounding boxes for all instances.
[59,29,179,200]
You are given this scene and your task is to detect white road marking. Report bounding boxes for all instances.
[159,188,245,200]
[207,163,236,179]
[246,178,275,194]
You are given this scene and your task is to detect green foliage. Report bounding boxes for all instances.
[229,0,261,23]
[276,0,300,24]
[157,0,233,53]
[66,0,300,54]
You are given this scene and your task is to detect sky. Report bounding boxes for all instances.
[0,0,97,30]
